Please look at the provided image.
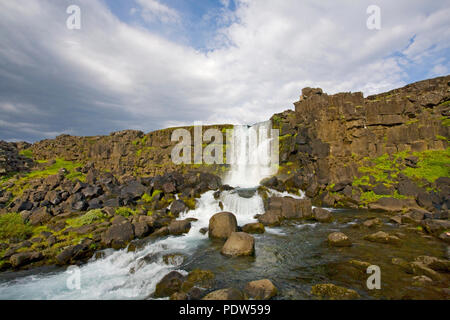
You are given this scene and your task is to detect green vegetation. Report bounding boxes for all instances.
[141,189,162,203]
[403,148,450,182]
[19,149,33,159]
[0,213,33,241]
[66,209,107,228]
[352,148,450,204]
[436,135,449,141]
[441,117,450,127]
[27,158,83,180]
[115,207,138,218]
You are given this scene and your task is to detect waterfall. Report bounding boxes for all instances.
[0,121,279,300]
[224,121,278,188]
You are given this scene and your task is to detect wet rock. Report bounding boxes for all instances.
[390,216,403,224]
[132,222,150,238]
[163,253,185,267]
[412,275,433,286]
[221,232,255,257]
[244,279,277,300]
[199,227,208,235]
[364,231,401,245]
[410,262,444,281]
[170,200,187,215]
[181,269,215,292]
[168,219,191,236]
[414,256,450,273]
[151,226,169,238]
[363,218,382,228]
[327,232,352,247]
[312,208,332,223]
[202,288,244,300]
[209,212,238,240]
[348,260,371,271]
[170,292,188,300]
[154,271,185,298]
[438,231,450,243]
[402,209,426,223]
[101,222,135,249]
[242,222,265,234]
[10,252,43,268]
[392,257,413,274]
[56,243,92,265]
[257,210,282,226]
[311,284,360,300]
[421,219,450,235]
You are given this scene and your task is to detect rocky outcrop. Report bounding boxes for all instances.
[0,141,33,177]
[272,75,449,215]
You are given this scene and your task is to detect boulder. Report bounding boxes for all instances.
[244,279,277,300]
[29,207,52,226]
[170,292,188,300]
[363,218,382,228]
[364,231,401,245]
[311,284,360,300]
[132,222,150,238]
[257,210,282,226]
[168,219,191,236]
[391,257,413,273]
[181,269,215,292]
[368,197,419,212]
[170,200,187,215]
[421,219,450,235]
[55,243,92,265]
[327,232,352,247]
[209,212,238,239]
[410,262,444,281]
[202,288,244,300]
[348,260,371,271]
[154,271,185,298]
[312,208,332,223]
[221,232,255,257]
[414,256,450,273]
[10,252,43,268]
[242,222,265,234]
[101,222,135,249]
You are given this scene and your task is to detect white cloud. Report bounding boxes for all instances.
[0,0,449,142]
[136,0,180,24]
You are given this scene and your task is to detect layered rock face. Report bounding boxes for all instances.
[0,141,33,177]
[273,75,449,211]
[29,125,232,177]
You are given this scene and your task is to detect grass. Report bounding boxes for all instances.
[141,189,162,203]
[26,158,83,180]
[65,209,107,228]
[0,213,33,241]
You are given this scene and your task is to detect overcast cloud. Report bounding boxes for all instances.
[0,0,449,142]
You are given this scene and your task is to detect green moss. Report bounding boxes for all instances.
[19,149,33,159]
[0,213,33,241]
[442,117,450,127]
[436,135,448,142]
[403,148,450,182]
[115,207,137,218]
[66,209,107,228]
[181,197,197,210]
[360,190,408,204]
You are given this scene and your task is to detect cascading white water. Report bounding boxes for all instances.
[0,121,278,300]
[224,121,278,188]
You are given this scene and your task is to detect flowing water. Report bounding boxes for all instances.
[0,122,448,299]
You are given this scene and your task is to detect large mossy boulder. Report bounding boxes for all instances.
[209,212,238,240]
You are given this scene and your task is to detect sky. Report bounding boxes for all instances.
[0,0,449,142]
